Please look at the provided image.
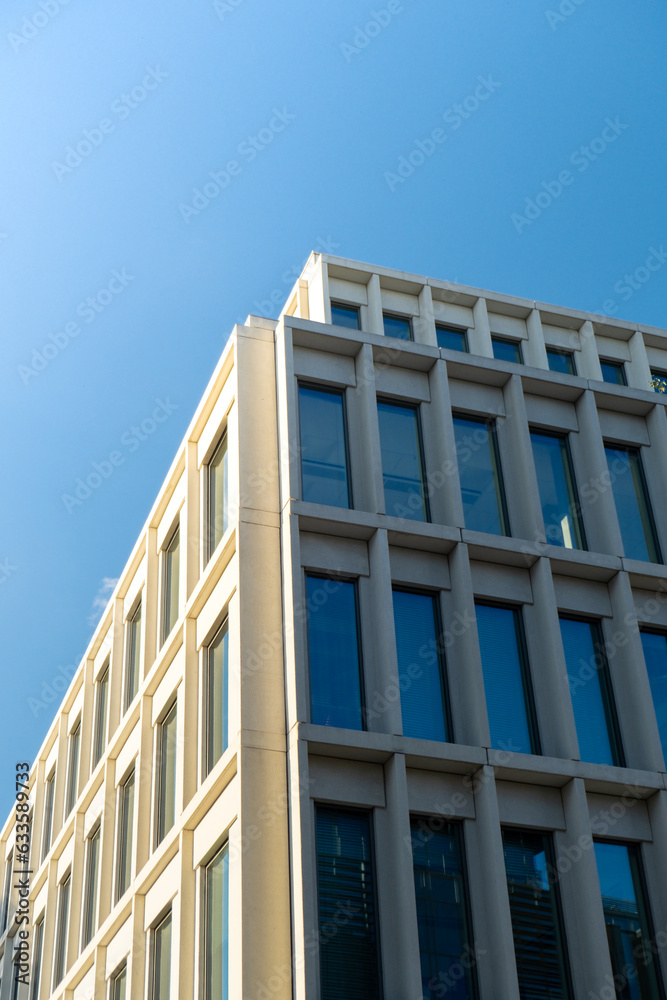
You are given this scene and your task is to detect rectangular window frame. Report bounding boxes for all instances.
[600,358,627,386]
[205,431,229,565]
[40,769,55,863]
[559,615,625,767]
[530,428,587,551]
[81,822,101,951]
[476,600,541,756]
[330,301,361,330]
[200,841,229,1000]
[604,442,662,564]
[115,768,135,904]
[203,618,230,779]
[160,523,181,647]
[382,311,414,342]
[29,913,44,1000]
[52,870,71,989]
[64,717,81,818]
[436,323,469,352]
[150,908,172,1000]
[154,699,178,849]
[491,336,523,364]
[650,368,667,393]
[546,347,576,376]
[377,397,431,522]
[109,961,128,1000]
[92,663,110,769]
[297,381,353,509]
[123,598,143,714]
[453,411,511,536]
[639,628,667,764]
[0,851,12,935]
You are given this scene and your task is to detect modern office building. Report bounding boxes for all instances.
[3,252,667,1000]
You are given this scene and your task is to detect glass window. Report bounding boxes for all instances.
[503,829,572,999]
[161,525,180,645]
[29,915,44,1000]
[476,603,538,755]
[152,911,172,1000]
[410,818,476,999]
[453,414,509,535]
[203,843,229,1000]
[639,630,667,763]
[205,619,229,776]
[331,302,361,330]
[115,769,135,902]
[65,718,81,817]
[600,359,627,386]
[298,385,351,508]
[11,958,19,1000]
[547,349,576,376]
[650,369,667,393]
[492,337,523,363]
[383,312,413,341]
[436,325,468,352]
[594,841,664,999]
[0,851,12,934]
[110,964,127,1000]
[52,872,71,988]
[605,446,661,563]
[41,769,55,863]
[155,701,177,846]
[92,664,109,769]
[559,618,623,766]
[206,432,228,563]
[81,825,101,950]
[306,576,363,730]
[531,431,586,550]
[316,808,381,1000]
[124,600,142,712]
[393,589,449,742]
[377,400,430,521]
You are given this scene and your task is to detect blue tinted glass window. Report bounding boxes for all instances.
[600,360,627,385]
[393,590,449,742]
[547,349,576,376]
[476,604,537,754]
[640,631,667,763]
[531,432,586,549]
[377,401,429,521]
[299,386,351,508]
[307,576,363,729]
[331,303,360,330]
[317,809,381,1000]
[650,369,667,393]
[492,337,522,363]
[436,326,468,352]
[605,446,661,563]
[594,842,663,1000]
[559,618,622,766]
[383,313,413,341]
[503,830,572,999]
[206,620,229,775]
[453,415,509,535]
[410,820,476,1000]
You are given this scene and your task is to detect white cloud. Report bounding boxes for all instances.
[88,577,119,628]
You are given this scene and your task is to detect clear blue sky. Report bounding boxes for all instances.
[1,0,666,819]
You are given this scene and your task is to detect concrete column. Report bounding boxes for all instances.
[108,596,125,738]
[645,790,667,979]
[471,766,520,999]
[558,778,614,998]
[446,543,488,748]
[135,693,154,874]
[178,829,196,1000]
[66,812,86,973]
[366,529,402,735]
[500,374,544,550]
[308,257,327,325]
[470,296,493,358]
[130,892,146,1000]
[354,344,384,514]
[526,558,579,760]
[578,320,603,381]
[525,309,549,370]
[182,617,199,810]
[79,658,95,791]
[608,571,665,772]
[184,440,200,600]
[414,283,437,347]
[376,754,422,1000]
[573,388,625,556]
[627,329,653,391]
[367,273,384,337]
[424,360,465,528]
[145,526,159,675]
[97,758,116,926]
[52,717,67,845]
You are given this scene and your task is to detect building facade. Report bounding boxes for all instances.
[3,253,667,1000]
